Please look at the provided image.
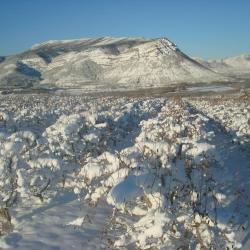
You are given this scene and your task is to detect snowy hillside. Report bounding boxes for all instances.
[0,37,227,90]
[223,54,250,70]
[195,54,250,79]
[0,92,249,249]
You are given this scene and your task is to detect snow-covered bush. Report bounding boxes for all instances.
[0,94,247,248]
[74,99,241,249]
[189,96,250,147]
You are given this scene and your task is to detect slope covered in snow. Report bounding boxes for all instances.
[195,54,250,80]
[0,37,227,90]
[223,54,250,70]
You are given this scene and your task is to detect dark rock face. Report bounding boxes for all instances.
[0,57,5,64]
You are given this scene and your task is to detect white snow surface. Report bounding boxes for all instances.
[0,93,249,249]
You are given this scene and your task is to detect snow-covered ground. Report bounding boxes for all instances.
[0,93,249,249]
[189,94,250,146]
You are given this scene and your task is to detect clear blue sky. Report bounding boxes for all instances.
[1,0,250,59]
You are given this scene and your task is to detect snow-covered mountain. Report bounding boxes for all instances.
[195,54,250,79]
[0,37,228,90]
[223,54,250,70]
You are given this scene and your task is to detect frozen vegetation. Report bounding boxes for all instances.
[189,95,250,147]
[0,92,249,249]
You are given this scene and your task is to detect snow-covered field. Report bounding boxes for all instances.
[0,92,249,249]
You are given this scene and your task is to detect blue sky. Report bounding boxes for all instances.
[1,0,250,59]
